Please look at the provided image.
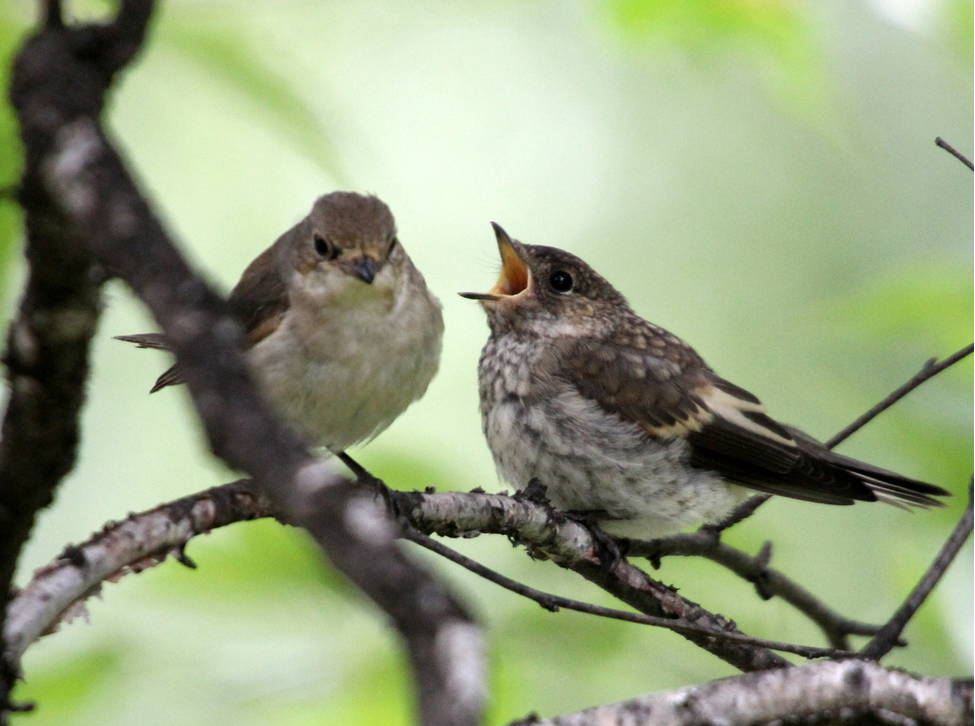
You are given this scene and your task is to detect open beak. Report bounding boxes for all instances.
[459,222,531,302]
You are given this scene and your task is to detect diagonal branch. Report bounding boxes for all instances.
[935,136,974,171]
[826,344,973,449]
[404,528,853,659]
[4,481,272,664]
[6,4,484,724]
[860,482,974,660]
[625,533,885,649]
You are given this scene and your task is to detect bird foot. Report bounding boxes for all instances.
[337,452,400,518]
[515,478,552,507]
[565,510,628,573]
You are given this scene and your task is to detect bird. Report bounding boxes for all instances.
[460,223,948,539]
[118,191,444,456]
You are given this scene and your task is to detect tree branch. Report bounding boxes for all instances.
[826,344,973,449]
[399,489,791,671]
[6,4,484,724]
[515,660,973,726]
[623,341,973,649]
[860,482,974,660]
[625,533,885,649]
[935,136,974,171]
[9,481,792,673]
[404,528,853,659]
[4,481,272,664]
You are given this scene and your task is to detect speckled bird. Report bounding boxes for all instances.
[119,192,443,454]
[461,223,948,538]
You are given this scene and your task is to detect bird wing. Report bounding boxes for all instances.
[555,330,888,506]
[116,241,289,393]
[226,241,289,349]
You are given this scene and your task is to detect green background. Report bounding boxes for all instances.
[1,1,971,724]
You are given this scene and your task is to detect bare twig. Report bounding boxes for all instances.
[685,345,972,543]
[827,344,973,449]
[626,533,885,649]
[405,529,853,659]
[517,660,973,726]
[623,343,973,648]
[860,483,974,661]
[935,136,974,171]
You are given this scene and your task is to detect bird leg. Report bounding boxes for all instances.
[337,452,382,485]
[563,509,629,573]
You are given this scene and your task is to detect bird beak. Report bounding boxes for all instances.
[339,255,380,284]
[458,222,530,302]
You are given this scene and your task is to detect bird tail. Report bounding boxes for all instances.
[785,425,950,509]
[825,450,950,509]
[115,333,184,393]
[114,333,170,351]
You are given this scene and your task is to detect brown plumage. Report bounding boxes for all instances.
[462,224,947,537]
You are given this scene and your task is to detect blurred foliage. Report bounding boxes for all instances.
[0,5,25,302]
[1,1,972,725]
[161,14,344,181]
[603,0,825,110]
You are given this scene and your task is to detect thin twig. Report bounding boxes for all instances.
[405,528,854,660]
[827,344,973,449]
[694,344,972,539]
[935,136,974,171]
[860,482,974,660]
[626,533,886,649]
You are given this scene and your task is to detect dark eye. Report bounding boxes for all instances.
[314,234,339,260]
[549,270,573,293]
[387,236,398,256]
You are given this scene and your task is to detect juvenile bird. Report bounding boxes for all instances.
[119,192,443,454]
[461,224,948,538]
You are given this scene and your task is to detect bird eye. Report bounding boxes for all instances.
[548,270,573,293]
[313,234,339,260]
[387,236,398,256]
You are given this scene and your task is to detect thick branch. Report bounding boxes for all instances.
[11,482,794,673]
[4,481,271,664]
[7,4,483,724]
[400,489,789,671]
[518,660,972,726]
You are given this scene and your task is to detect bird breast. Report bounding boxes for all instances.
[248,277,443,451]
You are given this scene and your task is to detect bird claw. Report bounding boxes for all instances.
[565,510,628,572]
[516,478,552,507]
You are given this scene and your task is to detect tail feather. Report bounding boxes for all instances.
[787,425,949,509]
[829,454,949,509]
[116,333,183,393]
[114,333,170,351]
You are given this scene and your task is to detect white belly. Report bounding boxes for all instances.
[485,389,747,539]
[248,287,442,452]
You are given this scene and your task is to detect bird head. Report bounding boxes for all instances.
[284,192,408,308]
[460,223,629,335]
